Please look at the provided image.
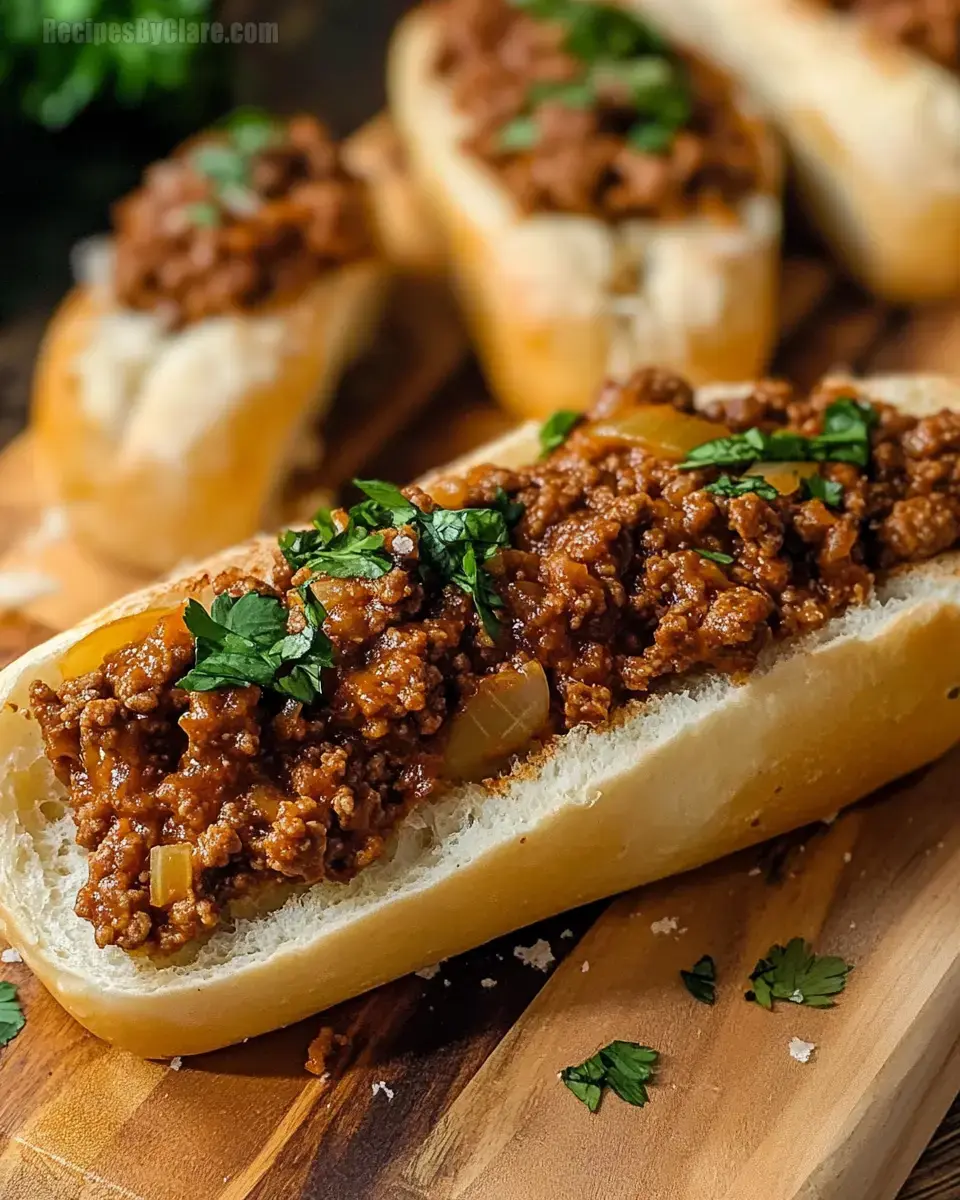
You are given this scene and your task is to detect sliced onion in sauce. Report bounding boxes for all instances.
[59,605,186,680]
[744,460,818,496]
[590,406,731,460]
[443,661,551,782]
[149,843,194,908]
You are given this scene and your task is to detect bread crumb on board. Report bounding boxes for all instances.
[789,1037,815,1064]
[650,916,680,936]
[514,939,555,972]
[372,1080,395,1101]
[1,948,22,963]
[415,961,445,980]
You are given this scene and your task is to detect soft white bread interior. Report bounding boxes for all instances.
[4,375,960,1059]
[387,7,783,421]
[32,261,388,576]
[623,0,960,302]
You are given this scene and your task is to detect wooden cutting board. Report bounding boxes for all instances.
[2,259,960,1200]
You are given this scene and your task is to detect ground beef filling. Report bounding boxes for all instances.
[828,0,960,73]
[30,369,960,953]
[434,0,769,219]
[112,115,371,327]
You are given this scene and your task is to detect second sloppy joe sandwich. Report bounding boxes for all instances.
[388,0,783,420]
[31,111,391,575]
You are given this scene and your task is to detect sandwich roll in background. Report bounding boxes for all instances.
[388,0,783,421]
[30,111,440,578]
[4,369,960,1058]
[621,0,960,301]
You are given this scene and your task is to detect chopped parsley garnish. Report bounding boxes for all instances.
[177,590,334,703]
[501,1,691,156]
[0,981,25,1047]
[539,409,584,456]
[680,398,878,472]
[705,473,779,502]
[680,955,717,1005]
[279,480,524,639]
[745,938,853,1010]
[804,475,845,508]
[188,108,280,226]
[498,115,540,152]
[561,1040,659,1112]
[184,201,221,229]
[696,548,734,565]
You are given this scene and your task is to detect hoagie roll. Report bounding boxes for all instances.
[388,1,783,421]
[30,112,425,577]
[623,0,960,301]
[4,369,960,1057]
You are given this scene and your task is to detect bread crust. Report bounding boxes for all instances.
[4,374,960,1059]
[624,0,960,301]
[387,8,783,421]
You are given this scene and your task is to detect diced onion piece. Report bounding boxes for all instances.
[149,843,194,908]
[59,605,183,679]
[590,406,731,460]
[444,661,550,782]
[744,460,818,495]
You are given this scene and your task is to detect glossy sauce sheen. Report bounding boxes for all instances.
[29,368,960,953]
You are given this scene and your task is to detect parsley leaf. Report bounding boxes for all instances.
[804,475,845,508]
[745,938,853,1010]
[539,409,584,456]
[680,955,717,1005]
[178,591,334,703]
[0,981,25,1047]
[696,548,734,565]
[279,481,524,639]
[498,115,540,151]
[809,397,878,467]
[680,399,878,472]
[561,1041,659,1112]
[705,473,779,502]
[184,201,221,228]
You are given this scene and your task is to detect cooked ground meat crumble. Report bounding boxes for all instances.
[30,369,960,953]
[112,114,371,327]
[828,0,960,74]
[434,0,772,219]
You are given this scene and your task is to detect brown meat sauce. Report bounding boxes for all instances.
[112,115,371,327]
[30,370,960,953]
[827,0,960,73]
[434,0,771,220]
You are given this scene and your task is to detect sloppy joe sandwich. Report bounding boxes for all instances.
[31,111,426,576]
[388,0,782,420]
[625,0,960,301]
[4,368,960,1057]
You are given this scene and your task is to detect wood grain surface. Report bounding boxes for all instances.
[2,257,960,1199]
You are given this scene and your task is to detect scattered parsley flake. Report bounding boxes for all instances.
[0,981,25,1047]
[561,1040,659,1112]
[680,955,716,1005]
[745,938,853,1010]
[696,548,734,565]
